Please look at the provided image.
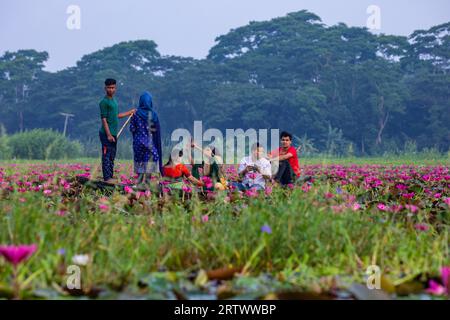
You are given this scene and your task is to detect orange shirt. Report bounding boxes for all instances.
[163,164,191,179]
[271,146,300,177]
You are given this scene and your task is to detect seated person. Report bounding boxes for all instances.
[190,141,227,191]
[267,131,301,186]
[232,143,272,191]
[162,149,204,190]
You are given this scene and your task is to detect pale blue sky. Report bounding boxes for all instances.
[1,0,449,72]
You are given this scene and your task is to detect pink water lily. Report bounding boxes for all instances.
[56,210,67,217]
[247,173,257,180]
[426,280,447,295]
[401,192,415,199]
[201,176,213,189]
[324,192,334,199]
[395,184,408,191]
[414,223,429,232]
[136,191,145,199]
[444,198,450,206]
[301,183,310,192]
[405,204,419,213]
[98,204,109,212]
[0,244,38,299]
[390,204,404,213]
[0,244,37,266]
[426,267,450,296]
[245,188,259,198]
[264,186,273,196]
[331,205,344,214]
[182,185,192,193]
[124,186,133,194]
[443,267,450,288]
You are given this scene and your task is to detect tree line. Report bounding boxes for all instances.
[0,10,449,157]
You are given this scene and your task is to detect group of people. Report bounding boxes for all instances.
[98,78,301,193]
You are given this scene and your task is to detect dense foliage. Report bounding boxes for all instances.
[6,129,83,160]
[0,11,449,156]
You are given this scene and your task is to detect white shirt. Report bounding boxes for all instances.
[238,156,272,187]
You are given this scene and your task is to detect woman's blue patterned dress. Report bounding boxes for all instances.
[130,113,159,174]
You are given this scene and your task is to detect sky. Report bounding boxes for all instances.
[1,0,449,72]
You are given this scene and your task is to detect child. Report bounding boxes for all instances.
[129,92,163,185]
[190,141,227,190]
[162,149,204,189]
[99,78,135,183]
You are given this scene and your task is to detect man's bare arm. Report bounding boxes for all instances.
[269,152,293,162]
[102,118,115,142]
[118,108,136,119]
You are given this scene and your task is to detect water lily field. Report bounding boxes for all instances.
[0,158,449,300]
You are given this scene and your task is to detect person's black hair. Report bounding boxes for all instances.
[104,78,116,86]
[165,149,183,166]
[251,142,262,151]
[206,145,220,157]
[280,131,293,140]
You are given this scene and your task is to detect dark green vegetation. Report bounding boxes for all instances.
[0,10,449,157]
[0,129,83,160]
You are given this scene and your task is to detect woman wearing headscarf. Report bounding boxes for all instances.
[129,92,163,185]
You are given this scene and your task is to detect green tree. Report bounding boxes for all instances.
[0,50,48,132]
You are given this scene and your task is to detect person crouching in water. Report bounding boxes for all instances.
[129,92,163,186]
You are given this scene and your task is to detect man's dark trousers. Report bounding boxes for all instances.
[99,131,117,181]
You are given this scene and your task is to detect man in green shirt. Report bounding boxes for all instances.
[99,78,135,183]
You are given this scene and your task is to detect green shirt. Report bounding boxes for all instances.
[99,96,119,136]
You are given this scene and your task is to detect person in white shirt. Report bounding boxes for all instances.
[232,143,272,191]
